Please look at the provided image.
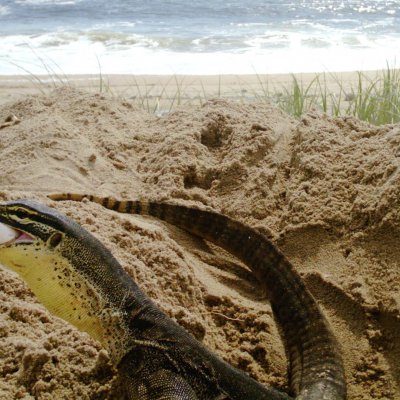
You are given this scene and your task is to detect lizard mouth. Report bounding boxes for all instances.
[0,222,34,245]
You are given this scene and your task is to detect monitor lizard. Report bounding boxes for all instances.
[0,194,346,399]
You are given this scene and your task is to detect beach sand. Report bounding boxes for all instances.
[0,81,399,399]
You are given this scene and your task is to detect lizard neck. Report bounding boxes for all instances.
[56,234,155,366]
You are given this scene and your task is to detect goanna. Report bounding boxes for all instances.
[0,194,346,399]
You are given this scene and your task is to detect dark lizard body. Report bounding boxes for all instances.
[0,195,346,399]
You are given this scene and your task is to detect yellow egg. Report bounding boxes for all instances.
[0,222,18,245]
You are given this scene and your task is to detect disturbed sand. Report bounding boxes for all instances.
[0,87,399,399]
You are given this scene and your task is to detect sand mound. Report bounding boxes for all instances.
[0,87,399,399]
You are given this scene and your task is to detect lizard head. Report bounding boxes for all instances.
[0,200,67,275]
[0,199,133,362]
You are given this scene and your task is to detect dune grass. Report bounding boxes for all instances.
[257,65,400,125]
[3,56,400,125]
[346,67,400,125]
[101,65,400,125]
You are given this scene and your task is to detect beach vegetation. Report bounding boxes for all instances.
[271,65,400,125]
[4,56,400,125]
[120,64,400,125]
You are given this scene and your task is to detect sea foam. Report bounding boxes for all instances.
[0,0,399,75]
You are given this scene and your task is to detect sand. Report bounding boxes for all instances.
[0,86,399,399]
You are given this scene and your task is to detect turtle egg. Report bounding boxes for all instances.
[0,222,18,245]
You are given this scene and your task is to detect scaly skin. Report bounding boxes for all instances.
[0,195,346,400]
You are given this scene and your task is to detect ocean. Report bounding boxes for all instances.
[0,0,399,75]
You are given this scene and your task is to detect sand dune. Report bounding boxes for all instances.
[0,87,399,399]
